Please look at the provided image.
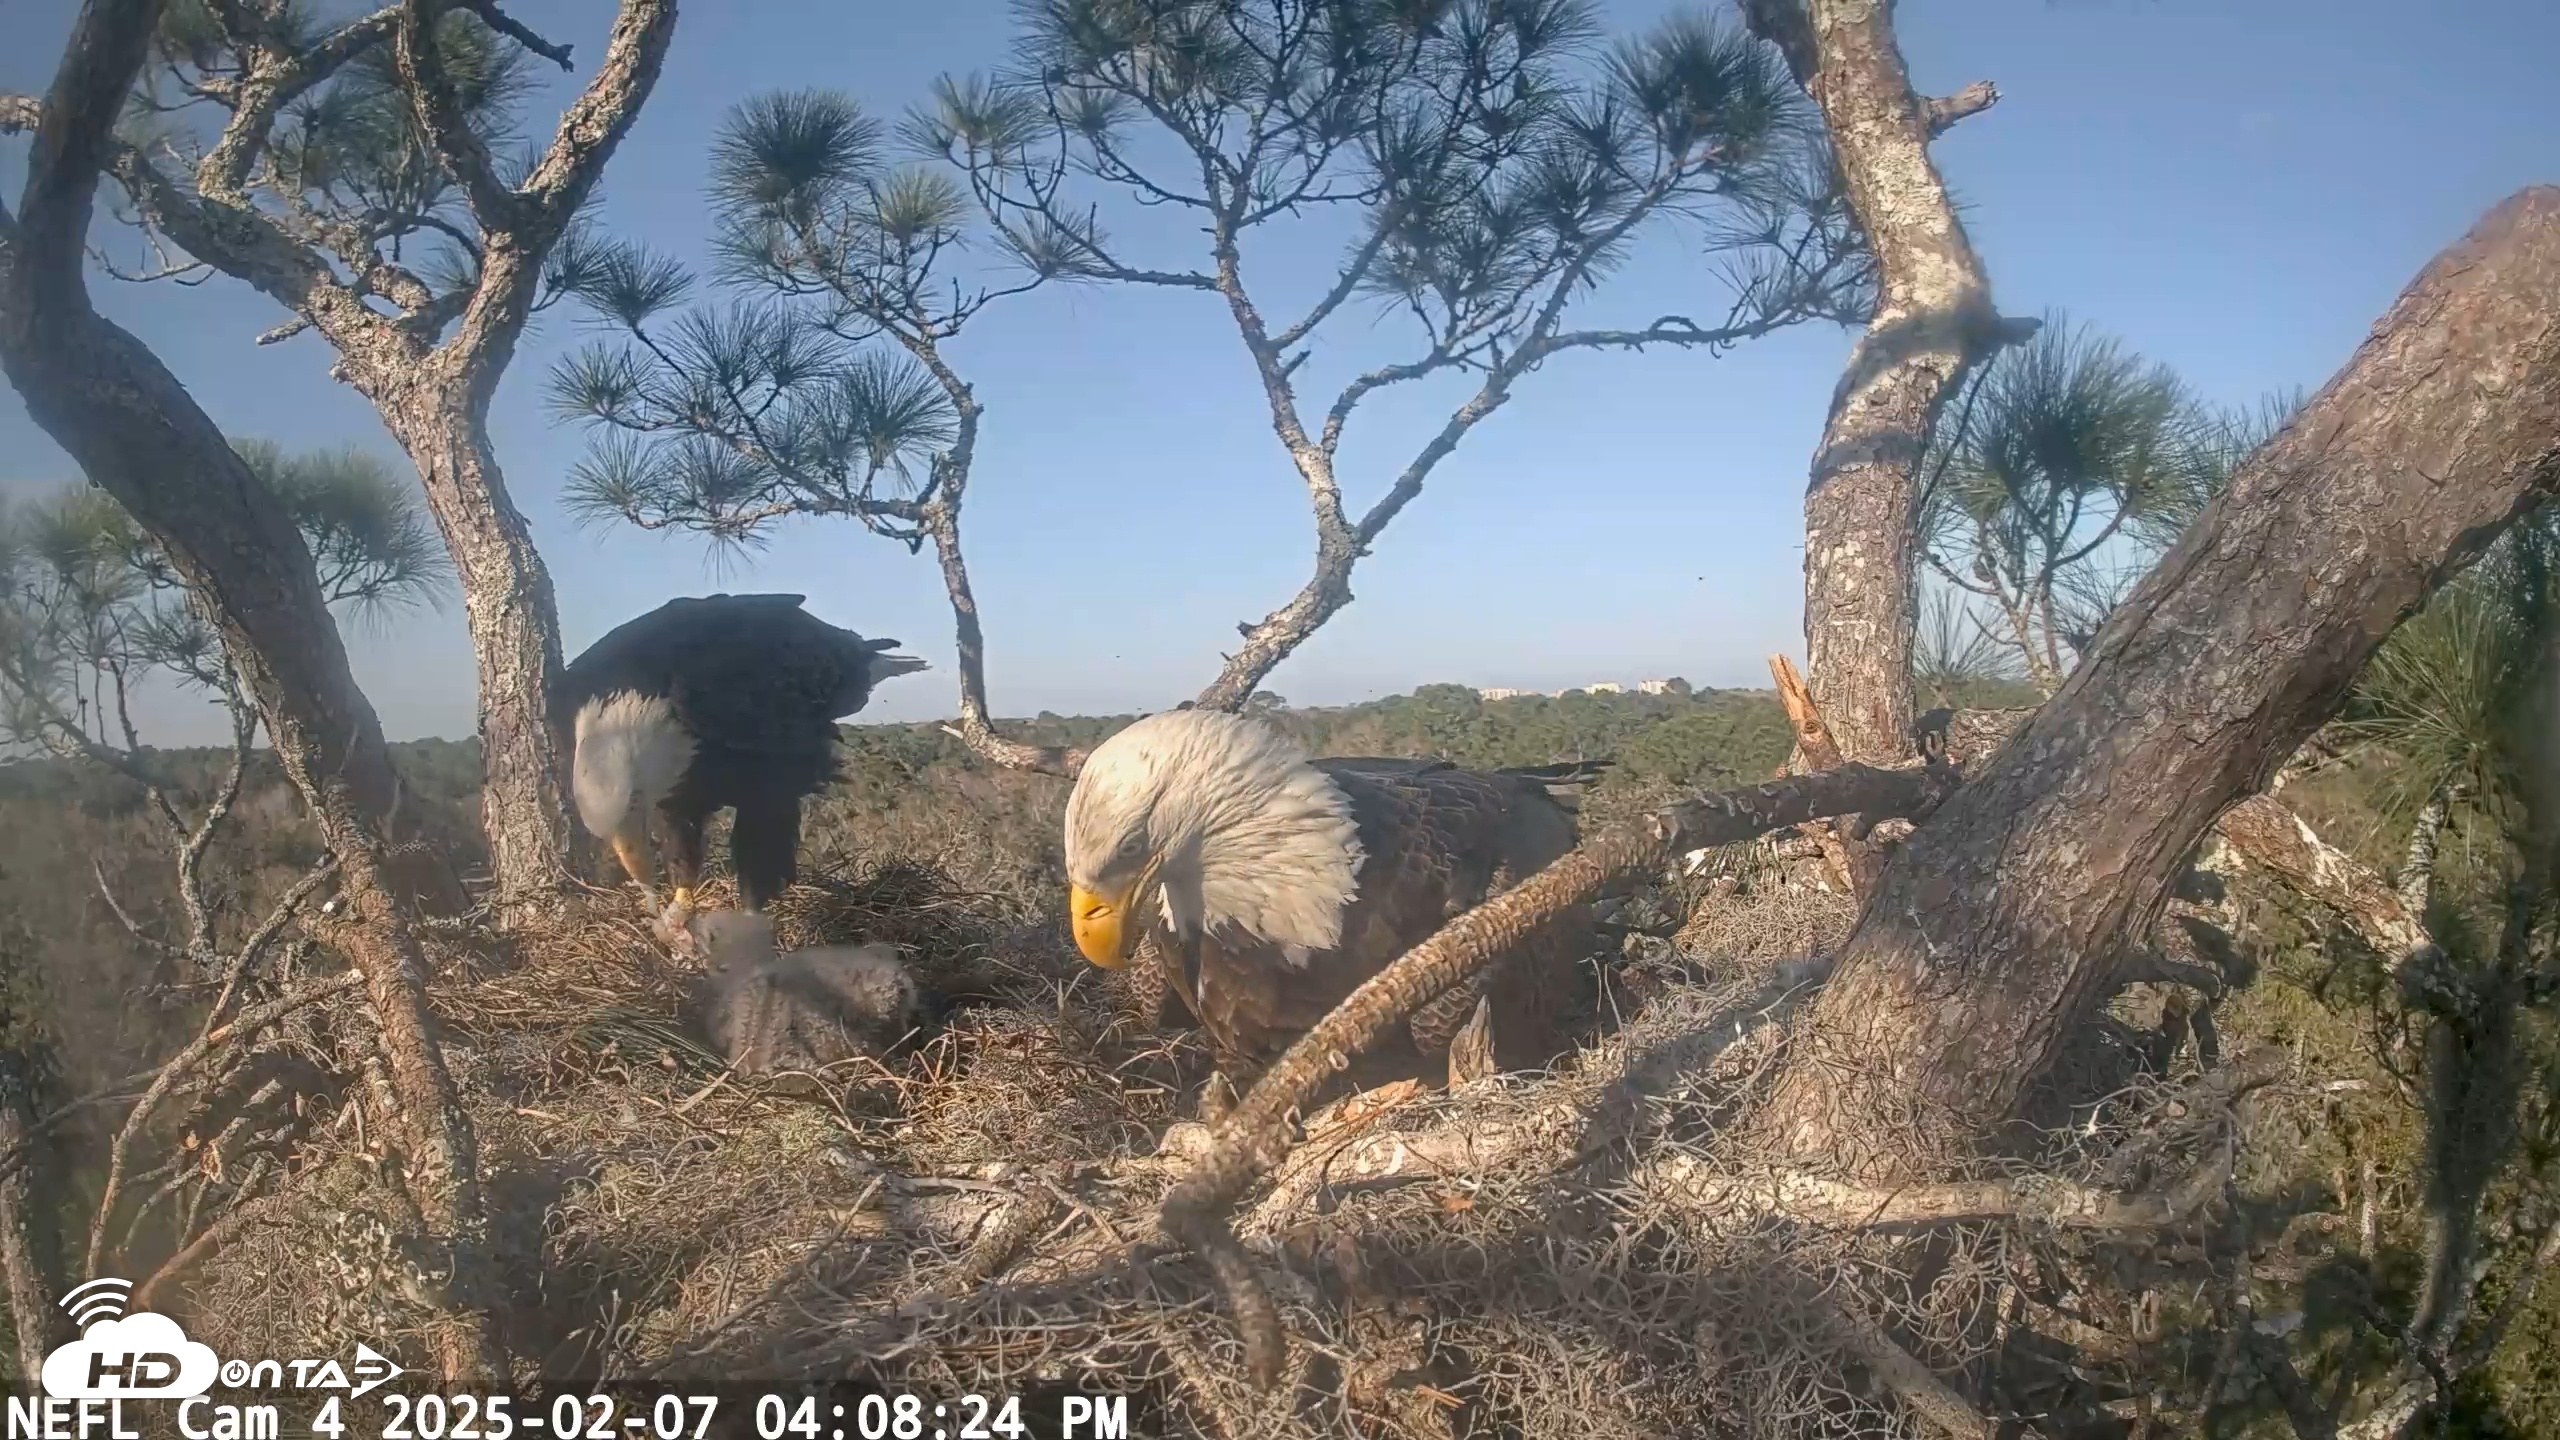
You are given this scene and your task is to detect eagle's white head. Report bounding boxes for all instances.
[1062,708,1364,969]
[572,691,695,897]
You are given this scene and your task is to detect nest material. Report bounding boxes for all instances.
[175,846,2245,1440]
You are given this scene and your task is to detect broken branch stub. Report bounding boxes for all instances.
[1768,651,1879,891]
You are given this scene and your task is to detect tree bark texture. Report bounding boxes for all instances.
[382,0,680,919]
[0,0,502,1383]
[2212,791,2426,956]
[1955,707,2429,958]
[1755,187,2560,1182]
[1742,0,2011,765]
[375,391,575,917]
[0,1042,64,1391]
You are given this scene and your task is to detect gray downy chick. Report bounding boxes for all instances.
[689,909,928,1075]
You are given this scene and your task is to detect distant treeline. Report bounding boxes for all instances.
[1,680,2047,817]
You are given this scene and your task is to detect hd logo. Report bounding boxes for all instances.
[39,1279,219,1400]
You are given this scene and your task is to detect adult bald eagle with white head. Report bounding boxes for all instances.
[556,593,928,924]
[1062,708,1602,1081]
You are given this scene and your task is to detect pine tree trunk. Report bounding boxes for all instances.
[1743,0,2012,765]
[1,302,508,1387]
[379,383,575,920]
[0,1043,64,1390]
[1754,187,2560,1182]
[1,19,506,1365]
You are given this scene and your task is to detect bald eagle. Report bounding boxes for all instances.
[1062,709,1603,1081]
[556,593,929,919]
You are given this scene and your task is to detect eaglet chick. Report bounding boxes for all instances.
[688,909,928,1075]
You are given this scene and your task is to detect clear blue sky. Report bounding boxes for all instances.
[4,0,2555,745]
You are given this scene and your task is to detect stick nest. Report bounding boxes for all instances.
[177,847,2250,1440]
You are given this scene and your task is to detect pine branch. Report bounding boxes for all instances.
[513,0,676,226]
[83,969,365,1279]
[458,0,573,69]
[196,7,401,200]
[395,0,524,231]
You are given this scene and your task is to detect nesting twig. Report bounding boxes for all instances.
[83,970,364,1275]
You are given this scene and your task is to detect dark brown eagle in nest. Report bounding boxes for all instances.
[555,593,928,926]
[1061,708,1604,1084]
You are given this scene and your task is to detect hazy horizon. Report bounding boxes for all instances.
[5,0,2555,747]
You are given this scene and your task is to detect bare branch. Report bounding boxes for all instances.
[1642,1137,2234,1231]
[1923,81,2000,137]
[1822,1299,1993,1440]
[93,857,184,963]
[1952,706,2431,963]
[512,0,678,228]
[1267,218,1395,354]
[197,8,401,201]
[205,860,341,1034]
[394,0,524,232]
[2214,792,2427,956]
[459,0,573,69]
[1535,312,1801,358]
[132,1169,315,1312]
[105,137,423,359]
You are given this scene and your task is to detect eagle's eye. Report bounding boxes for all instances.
[1114,831,1147,863]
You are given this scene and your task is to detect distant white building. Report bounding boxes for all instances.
[1637,678,1677,695]
[1583,681,1626,695]
[1477,686,1534,701]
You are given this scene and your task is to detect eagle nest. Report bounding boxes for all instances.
[179,847,2265,1440]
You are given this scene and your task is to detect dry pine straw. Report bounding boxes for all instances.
[179,856,2233,1440]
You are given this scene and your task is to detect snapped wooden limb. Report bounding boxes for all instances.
[1769,652,1877,892]
[2214,793,2425,956]
[1445,998,1497,1089]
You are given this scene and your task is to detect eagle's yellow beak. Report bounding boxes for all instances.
[1070,882,1137,968]
[609,827,654,895]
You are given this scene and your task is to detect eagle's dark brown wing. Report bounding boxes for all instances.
[1166,759,1592,1082]
[558,593,904,790]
